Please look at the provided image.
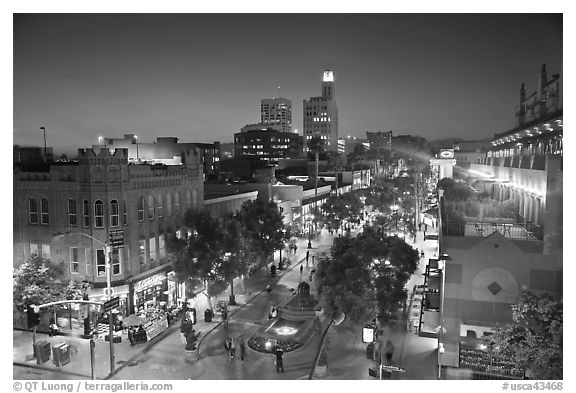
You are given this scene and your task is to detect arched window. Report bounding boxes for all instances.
[28,198,38,224]
[40,198,49,224]
[157,194,164,218]
[166,193,172,216]
[68,199,77,227]
[148,195,155,220]
[110,199,119,227]
[94,200,104,228]
[83,200,90,227]
[174,192,181,214]
[138,196,145,221]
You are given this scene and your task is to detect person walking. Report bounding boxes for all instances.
[239,336,246,362]
[229,336,236,361]
[418,222,422,232]
[306,250,309,263]
[274,346,284,372]
[224,337,231,361]
[300,265,303,274]
[312,255,315,266]
[294,244,297,254]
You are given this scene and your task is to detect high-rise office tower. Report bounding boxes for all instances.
[261,97,292,133]
[303,70,339,151]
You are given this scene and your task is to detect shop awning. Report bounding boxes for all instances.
[125,263,172,284]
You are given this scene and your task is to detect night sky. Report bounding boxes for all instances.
[13,13,562,155]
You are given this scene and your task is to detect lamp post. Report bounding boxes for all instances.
[309,311,345,379]
[54,231,116,375]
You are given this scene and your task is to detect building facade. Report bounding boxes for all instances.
[234,123,303,164]
[303,70,339,151]
[261,97,292,133]
[96,134,221,176]
[13,147,204,314]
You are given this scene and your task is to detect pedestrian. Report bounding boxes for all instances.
[300,265,303,274]
[423,231,426,241]
[224,337,231,361]
[312,255,316,266]
[424,223,428,231]
[418,222,422,231]
[306,250,309,263]
[294,244,297,254]
[239,336,246,362]
[385,340,394,364]
[229,336,236,361]
[274,346,284,372]
[420,250,425,259]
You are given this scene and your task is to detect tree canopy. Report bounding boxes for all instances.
[486,291,562,380]
[13,254,90,311]
[315,226,419,328]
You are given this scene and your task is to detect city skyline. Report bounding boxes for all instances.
[13,13,562,155]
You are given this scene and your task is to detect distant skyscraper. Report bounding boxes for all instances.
[261,97,292,133]
[303,70,338,151]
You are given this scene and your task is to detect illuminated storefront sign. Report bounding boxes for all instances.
[135,273,166,291]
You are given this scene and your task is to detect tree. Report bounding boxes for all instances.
[13,254,86,311]
[315,226,419,328]
[235,199,286,270]
[486,291,562,380]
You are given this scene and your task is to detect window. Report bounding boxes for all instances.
[149,238,156,263]
[41,244,51,260]
[83,200,90,227]
[40,198,49,224]
[174,192,181,214]
[123,199,128,225]
[70,247,79,274]
[29,198,38,224]
[148,195,155,220]
[85,249,92,276]
[192,190,198,208]
[138,239,146,265]
[111,248,121,275]
[110,199,119,227]
[166,193,173,216]
[157,194,164,218]
[159,234,166,258]
[68,199,77,227]
[138,196,145,221]
[96,249,106,277]
[186,190,191,209]
[29,243,39,256]
[94,200,104,228]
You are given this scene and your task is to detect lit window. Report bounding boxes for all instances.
[111,248,121,275]
[159,234,166,258]
[148,195,155,220]
[166,193,173,216]
[149,237,156,263]
[138,196,145,221]
[139,239,146,265]
[85,249,92,276]
[96,249,106,277]
[68,199,77,227]
[70,247,79,274]
[157,194,164,218]
[94,200,104,228]
[186,190,191,209]
[110,199,119,227]
[123,199,128,225]
[41,244,51,260]
[41,198,49,224]
[29,198,38,224]
[174,191,181,214]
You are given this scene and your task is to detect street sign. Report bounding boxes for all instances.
[381,365,406,373]
[104,297,120,312]
[362,326,375,343]
[109,229,124,248]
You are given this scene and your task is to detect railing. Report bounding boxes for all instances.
[445,221,542,240]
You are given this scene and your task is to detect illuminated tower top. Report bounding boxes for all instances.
[322,70,335,99]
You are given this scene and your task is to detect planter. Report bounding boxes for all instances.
[314,364,328,378]
[184,348,199,363]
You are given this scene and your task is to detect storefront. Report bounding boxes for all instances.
[127,264,172,314]
[87,284,130,316]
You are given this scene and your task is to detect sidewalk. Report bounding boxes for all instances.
[13,233,327,380]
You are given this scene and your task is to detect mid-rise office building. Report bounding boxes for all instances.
[303,70,339,151]
[234,123,303,164]
[261,97,292,133]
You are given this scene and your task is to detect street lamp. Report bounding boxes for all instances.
[309,311,345,379]
[54,231,116,375]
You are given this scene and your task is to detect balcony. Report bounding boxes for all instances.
[445,221,542,240]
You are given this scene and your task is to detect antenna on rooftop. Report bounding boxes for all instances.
[277,86,281,98]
